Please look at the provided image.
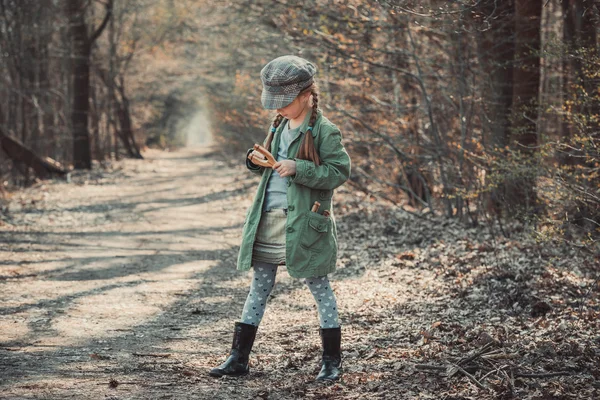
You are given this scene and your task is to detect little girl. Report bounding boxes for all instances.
[209,55,351,381]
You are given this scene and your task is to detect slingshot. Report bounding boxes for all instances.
[248,144,277,168]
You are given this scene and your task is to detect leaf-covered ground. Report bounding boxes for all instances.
[1,147,598,399]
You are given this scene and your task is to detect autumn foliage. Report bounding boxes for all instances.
[0,0,598,251]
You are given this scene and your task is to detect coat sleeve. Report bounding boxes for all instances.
[290,129,351,190]
[245,148,264,175]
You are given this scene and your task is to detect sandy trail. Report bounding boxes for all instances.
[0,147,397,399]
[1,148,267,398]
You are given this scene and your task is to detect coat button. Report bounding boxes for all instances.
[287,180,292,187]
[286,226,294,233]
[288,205,295,211]
[317,224,324,230]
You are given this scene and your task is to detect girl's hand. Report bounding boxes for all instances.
[273,160,296,177]
[249,150,266,162]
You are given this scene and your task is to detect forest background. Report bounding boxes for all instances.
[1,1,599,398]
[1,0,599,250]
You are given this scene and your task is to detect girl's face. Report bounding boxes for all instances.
[276,91,311,120]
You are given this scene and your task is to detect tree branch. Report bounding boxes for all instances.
[89,0,112,44]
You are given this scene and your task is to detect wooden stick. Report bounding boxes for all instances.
[311,201,320,213]
[506,369,515,394]
[480,365,509,381]
[132,352,171,358]
[457,342,495,366]
[481,352,519,360]
[452,363,487,390]
[515,371,571,378]
[447,342,495,377]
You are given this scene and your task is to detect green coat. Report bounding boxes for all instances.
[237,110,351,278]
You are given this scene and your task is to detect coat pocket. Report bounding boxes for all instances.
[300,212,330,251]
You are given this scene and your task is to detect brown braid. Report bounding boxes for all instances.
[264,113,283,152]
[296,84,321,166]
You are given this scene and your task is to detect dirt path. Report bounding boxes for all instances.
[1,147,383,400]
[0,148,269,399]
[1,147,597,400]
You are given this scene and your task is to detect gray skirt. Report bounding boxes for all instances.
[252,209,287,265]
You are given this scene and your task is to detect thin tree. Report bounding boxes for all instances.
[66,0,112,169]
[509,0,542,211]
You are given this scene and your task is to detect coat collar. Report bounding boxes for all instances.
[279,108,321,138]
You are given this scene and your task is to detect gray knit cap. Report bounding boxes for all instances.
[260,55,317,110]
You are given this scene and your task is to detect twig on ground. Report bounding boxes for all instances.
[452,363,488,390]
[447,342,495,378]
[480,364,509,381]
[481,352,519,360]
[132,352,171,358]
[515,371,571,378]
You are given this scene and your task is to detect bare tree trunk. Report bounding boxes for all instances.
[90,78,102,160]
[39,15,54,160]
[108,6,117,161]
[512,0,542,149]
[574,1,599,136]
[509,0,542,211]
[560,0,576,163]
[116,92,143,159]
[476,1,515,151]
[95,63,143,160]
[66,0,92,169]
[66,0,112,169]
[474,1,515,216]
[388,11,430,210]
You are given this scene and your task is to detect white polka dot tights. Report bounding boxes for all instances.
[240,261,340,328]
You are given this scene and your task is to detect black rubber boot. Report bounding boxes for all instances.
[209,322,258,377]
[316,327,342,381]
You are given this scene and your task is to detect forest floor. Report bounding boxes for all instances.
[0,147,598,400]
